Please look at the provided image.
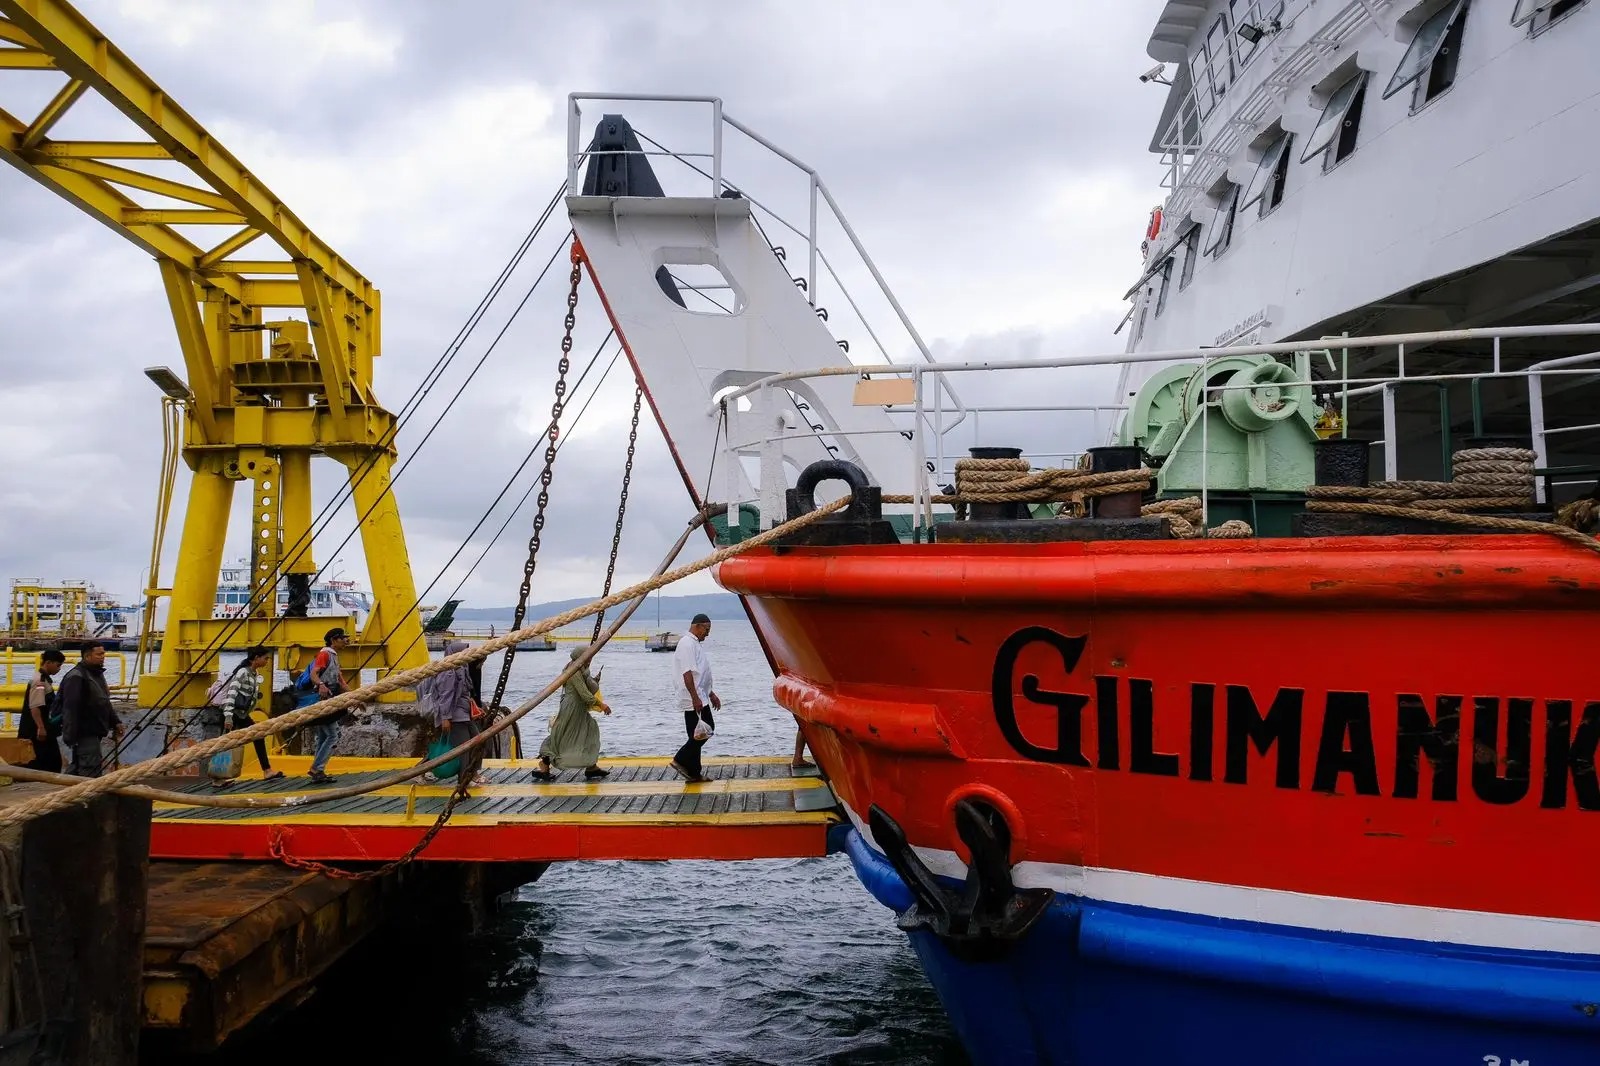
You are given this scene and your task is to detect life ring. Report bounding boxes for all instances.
[1146,207,1164,242]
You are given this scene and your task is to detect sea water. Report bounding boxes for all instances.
[184,618,966,1065]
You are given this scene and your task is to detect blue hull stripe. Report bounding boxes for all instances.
[842,828,1600,1066]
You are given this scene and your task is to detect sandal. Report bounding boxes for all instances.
[263,770,286,781]
[530,769,556,782]
[584,766,610,779]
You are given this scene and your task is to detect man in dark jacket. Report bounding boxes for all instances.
[58,642,118,778]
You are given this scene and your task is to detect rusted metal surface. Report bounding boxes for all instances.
[141,861,389,1051]
[140,858,546,1051]
[0,784,149,1066]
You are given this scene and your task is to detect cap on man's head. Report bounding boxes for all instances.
[324,627,347,644]
[691,613,711,625]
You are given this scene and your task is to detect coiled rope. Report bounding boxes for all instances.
[884,458,1254,538]
[1308,448,1538,511]
[0,497,849,828]
[1306,447,1600,556]
[1139,496,1254,539]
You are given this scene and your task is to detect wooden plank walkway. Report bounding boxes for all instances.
[148,756,840,863]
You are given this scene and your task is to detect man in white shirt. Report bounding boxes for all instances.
[670,613,720,782]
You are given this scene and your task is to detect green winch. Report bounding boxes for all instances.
[1119,353,1317,494]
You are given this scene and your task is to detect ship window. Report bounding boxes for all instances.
[1300,72,1369,165]
[1205,16,1235,99]
[1190,53,1216,120]
[1178,222,1202,289]
[1203,184,1240,257]
[1517,0,1587,31]
[1384,0,1469,100]
[1154,256,1175,317]
[1240,131,1293,214]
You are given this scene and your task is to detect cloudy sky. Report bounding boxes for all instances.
[0,0,1170,616]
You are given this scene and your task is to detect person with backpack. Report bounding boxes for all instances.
[58,642,117,778]
[301,627,349,785]
[20,650,65,773]
[201,647,284,788]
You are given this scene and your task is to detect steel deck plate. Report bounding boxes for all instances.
[149,755,841,863]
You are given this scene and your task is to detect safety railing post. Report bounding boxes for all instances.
[808,173,819,308]
[1382,382,1398,481]
[567,95,581,195]
[711,98,724,196]
[1529,370,1549,506]
[912,366,927,540]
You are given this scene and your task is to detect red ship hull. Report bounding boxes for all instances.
[720,534,1600,940]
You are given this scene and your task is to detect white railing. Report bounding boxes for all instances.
[1147,0,1386,266]
[715,322,1600,534]
[564,92,967,433]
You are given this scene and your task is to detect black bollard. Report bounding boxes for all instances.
[1086,446,1144,519]
[1312,438,1371,487]
[966,446,1029,522]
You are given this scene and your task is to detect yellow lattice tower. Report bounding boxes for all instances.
[0,0,427,703]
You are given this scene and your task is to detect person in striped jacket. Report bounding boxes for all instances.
[202,646,284,788]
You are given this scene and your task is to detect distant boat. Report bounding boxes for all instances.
[6,579,134,651]
[645,590,678,652]
[515,635,556,652]
[212,559,373,627]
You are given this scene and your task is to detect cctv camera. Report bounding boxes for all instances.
[1139,64,1168,84]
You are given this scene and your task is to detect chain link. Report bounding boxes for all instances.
[591,385,643,641]
[268,779,471,881]
[490,242,583,712]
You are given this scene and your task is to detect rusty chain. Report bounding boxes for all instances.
[490,241,583,713]
[591,385,643,641]
[267,778,472,881]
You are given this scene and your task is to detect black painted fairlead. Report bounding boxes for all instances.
[779,460,898,546]
[867,801,1053,963]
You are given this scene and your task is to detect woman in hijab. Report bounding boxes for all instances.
[418,639,485,786]
[531,645,610,781]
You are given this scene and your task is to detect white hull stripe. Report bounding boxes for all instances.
[840,802,1600,956]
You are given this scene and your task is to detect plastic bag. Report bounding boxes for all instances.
[207,747,242,780]
[693,714,714,742]
[427,733,462,780]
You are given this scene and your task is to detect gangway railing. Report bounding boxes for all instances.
[564,93,967,440]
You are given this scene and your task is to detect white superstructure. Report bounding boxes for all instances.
[1122,0,1600,480]
[212,559,372,626]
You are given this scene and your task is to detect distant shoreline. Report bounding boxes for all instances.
[447,592,746,626]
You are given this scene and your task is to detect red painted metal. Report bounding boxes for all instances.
[719,535,1600,927]
[149,821,831,864]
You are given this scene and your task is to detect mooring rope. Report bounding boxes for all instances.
[883,459,1253,538]
[0,497,849,827]
[1303,447,1600,555]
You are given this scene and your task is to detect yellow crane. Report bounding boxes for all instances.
[0,0,427,703]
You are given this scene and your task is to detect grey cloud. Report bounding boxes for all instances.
[2,0,1170,609]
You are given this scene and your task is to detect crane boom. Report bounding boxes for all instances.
[0,0,428,702]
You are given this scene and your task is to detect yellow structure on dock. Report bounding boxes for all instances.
[0,0,428,706]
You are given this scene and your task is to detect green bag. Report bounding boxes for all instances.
[427,734,461,780]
